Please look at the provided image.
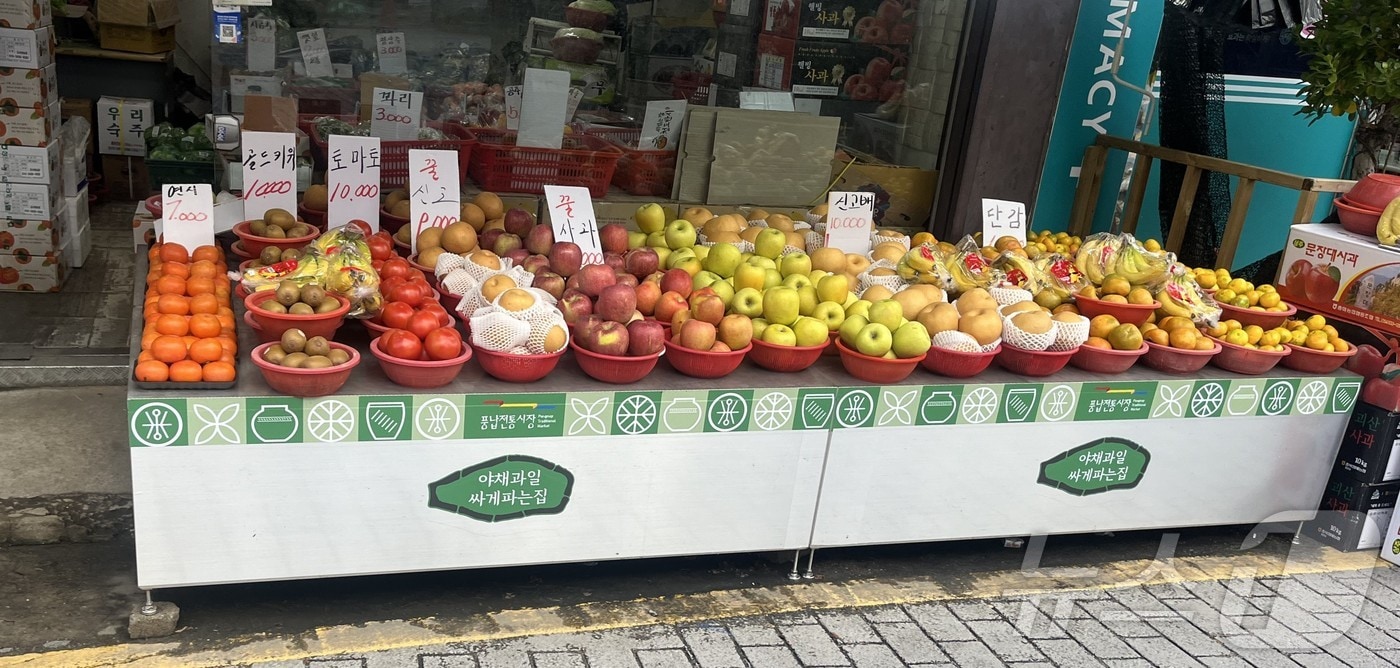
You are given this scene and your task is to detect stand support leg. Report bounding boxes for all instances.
[802,549,817,579]
[787,550,803,581]
[128,589,180,639]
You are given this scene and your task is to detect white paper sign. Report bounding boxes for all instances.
[160,184,215,250]
[544,185,604,267]
[241,131,298,221]
[518,68,570,149]
[246,16,276,72]
[296,29,333,77]
[981,198,1027,246]
[504,85,522,131]
[376,32,407,74]
[408,149,461,254]
[638,100,686,151]
[739,91,795,111]
[824,191,875,255]
[327,135,382,231]
[370,87,423,140]
[566,87,584,121]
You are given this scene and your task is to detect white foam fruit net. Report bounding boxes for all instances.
[805,230,825,251]
[470,308,532,351]
[782,244,806,256]
[434,252,466,278]
[1048,315,1091,351]
[456,266,536,315]
[981,338,1003,353]
[440,267,478,297]
[805,211,824,226]
[470,291,566,354]
[458,254,517,283]
[1003,317,1059,352]
[859,260,909,294]
[932,330,981,353]
[871,234,911,250]
[990,286,1033,306]
[525,309,569,354]
[735,240,755,254]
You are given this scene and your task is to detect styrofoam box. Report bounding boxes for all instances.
[61,220,89,269]
[62,183,87,242]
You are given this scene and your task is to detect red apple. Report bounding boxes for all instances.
[521,254,551,274]
[1282,259,1313,300]
[677,319,717,352]
[479,228,504,251]
[635,281,662,316]
[525,224,555,255]
[549,241,584,277]
[717,313,753,350]
[891,23,914,43]
[660,268,693,298]
[690,293,725,326]
[644,271,664,285]
[879,80,905,102]
[603,252,626,272]
[504,208,535,237]
[559,290,593,324]
[615,272,639,289]
[852,83,877,101]
[492,232,523,257]
[596,284,638,323]
[711,341,731,353]
[863,24,889,43]
[843,74,865,97]
[624,247,660,279]
[600,223,630,253]
[627,319,665,356]
[580,319,629,356]
[1304,266,1341,304]
[577,263,618,298]
[575,314,604,340]
[865,57,892,85]
[566,273,583,292]
[654,291,688,324]
[671,308,692,329]
[503,247,530,265]
[533,271,566,299]
[876,0,902,25]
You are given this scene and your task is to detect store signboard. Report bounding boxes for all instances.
[544,185,603,266]
[639,100,685,151]
[246,16,275,71]
[518,68,569,149]
[376,33,407,74]
[1037,438,1150,496]
[428,455,574,522]
[327,135,382,231]
[296,28,333,78]
[407,148,460,254]
[824,190,874,255]
[240,131,297,221]
[159,183,214,249]
[369,87,423,140]
[504,85,522,131]
[981,198,1027,246]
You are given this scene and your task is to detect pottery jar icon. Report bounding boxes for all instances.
[251,404,299,443]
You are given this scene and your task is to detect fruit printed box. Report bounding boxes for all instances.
[764,0,916,44]
[1279,223,1400,337]
[0,246,64,291]
[756,34,908,100]
[0,211,59,254]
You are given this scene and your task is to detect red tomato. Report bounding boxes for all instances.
[381,258,412,280]
[381,329,423,360]
[380,275,405,296]
[371,259,385,273]
[420,303,451,327]
[381,301,415,330]
[367,235,393,262]
[424,327,463,361]
[408,310,441,340]
[346,220,373,236]
[389,281,426,306]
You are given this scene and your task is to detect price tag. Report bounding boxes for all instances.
[824,191,875,255]
[327,135,382,231]
[246,16,276,71]
[296,28,333,77]
[504,85,522,130]
[369,87,423,140]
[566,87,584,121]
[408,149,461,254]
[981,198,1027,246]
[518,68,570,149]
[160,184,215,250]
[544,185,604,267]
[376,32,407,74]
[739,91,795,111]
[241,131,298,221]
[638,100,685,151]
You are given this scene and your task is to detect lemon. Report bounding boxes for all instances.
[1305,330,1330,350]
[1217,288,1237,303]
[1244,325,1264,345]
[1305,314,1326,331]
[1260,331,1281,347]
[1225,329,1250,346]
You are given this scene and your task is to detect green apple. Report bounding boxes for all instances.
[692,245,711,262]
[797,285,818,316]
[634,203,667,234]
[811,301,846,331]
[763,269,784,289]
[703,242,743,278]
[708,279,735,306]
[760,323,797,347]
[782,273,813,290]
[665,247,696,270]
[791,316,829,347]
[843,291,859,309]
[731,287,764,318]
[664,219,697,250]
[762,286,800,326]
[817,274,850,304]
[868,299,904,331]
[647,231,669,248]
[855,323,894,357]
[845,299,872,319]
[746,256,777,270]
[627,231,648,249]
[672,257,703,276]
[733,262,768,292]
[780,251,812,277]
[892,321,932,359]
[839,314,869,347]
[692,271,723,290]
[653,246,671,268]
[750,318,769,339]
[808,269,831,283]
[754,227,786,259]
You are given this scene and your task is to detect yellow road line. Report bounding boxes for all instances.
[1,550,1386,668]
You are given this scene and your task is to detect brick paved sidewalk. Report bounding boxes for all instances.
[254,565,1400,668]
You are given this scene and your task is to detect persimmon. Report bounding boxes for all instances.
[185,277,215,296]
[201,361,236,382]
[159,243,189,263]
[189,260,218,279]
[154,314,189,336]
[155,275,186,296]
[188,338,224,364]
[169,360,203,382]
[189,313,221,338]
[157,294,190,315]
[191,245,221,263]
[161,261,190,279]
[189,293,219,315]
[134,360,169,382]
[151,336,188,363]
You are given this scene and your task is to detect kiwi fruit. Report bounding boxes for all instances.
[275,281,300,306]
[249,219,268,236]
[315,298,339,314]
[280,352,309,368]
[263,225,286,239]
[263,345,288,364]
[280,328,307,353]
[302,356,333,369]
[259,246,281,265]
[260,300,288,314]
[280,248,301,262]
[328,349,350,365]
[304,336,330,357]
[289,303,315,315]
[293,224,315,238]
[265,208,296,230]
[301,285,326,308]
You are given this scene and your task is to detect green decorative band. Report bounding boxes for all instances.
[127,375,1361,447]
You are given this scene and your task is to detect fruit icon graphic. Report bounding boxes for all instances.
[0,231,12,249]
[0,267,18,284]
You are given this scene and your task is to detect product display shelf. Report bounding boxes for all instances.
[125,257,1360,589]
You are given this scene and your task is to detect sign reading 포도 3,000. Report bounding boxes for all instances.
[428,455,574,522]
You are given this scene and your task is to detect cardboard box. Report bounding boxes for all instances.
[1335,400,1400,484]
[0,178,59,218]
[1307,476,1400,552]
[130,199,154,252]
[0,140,57,185]
[0,210,58,254]
[829,152,935,227]
[0,63,56,107]
[1381,501,1400,567]
[99,23,175,54]
[0,0,51,29]
[102,154,149,200]
[95,96,152,157]
[675,107,840,206]
[1278,224,1400,338]
[756,34,908,100]
[763,0,913,43]
[0,98,57,147]
[0,25,53,69]
[0,246,64,291]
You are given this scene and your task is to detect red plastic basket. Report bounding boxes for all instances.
[251,341,360,398]
[582,126,677,196]
[301,114,476,190]
[467,128,622,197]
[1281,344,1357,374]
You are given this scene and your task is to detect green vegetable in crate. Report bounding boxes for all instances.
[145,122,179,147]
[417,127,446,140]
[148,146,180,161]
[313,116,357,138]
[188,150,218,163]
[187,122,206,139]
[551,27,604,65]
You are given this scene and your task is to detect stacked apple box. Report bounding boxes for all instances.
[754,0,910,111]
[0,0,66,292]
[1305,402,1400,553]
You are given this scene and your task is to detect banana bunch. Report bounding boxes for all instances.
[1154,266,1221,326]
[1073,233,1122,285]
[993,252,1045,293]
[944,250,1005,293]
[897,244,955,290]
[242,227,384,317]
[1113,234,1172,286]
[1035,253,1089,301]
[1378,197,1400,245]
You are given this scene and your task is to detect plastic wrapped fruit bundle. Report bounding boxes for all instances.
[241,224,383,318]
[469,288,569,356]
[943,236,1006,295]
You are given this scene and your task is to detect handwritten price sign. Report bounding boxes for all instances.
[161,184,215,250]
[327,135,382,231]
[544,185,604,266]
[824,191,875,255]
[981,198,1027,246]
[296,28,333,78]
[246,16,276,72]
[375,32,407,74]
[504,85,522,130]
[370,87,423,140]
[241,131,298,221]
[408,148,460,254]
